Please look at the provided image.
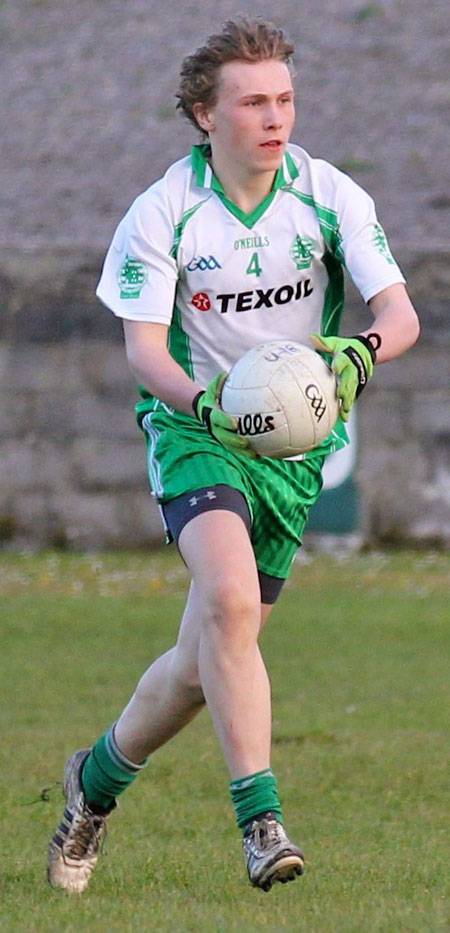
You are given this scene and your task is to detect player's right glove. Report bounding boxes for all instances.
[192,373,256,459]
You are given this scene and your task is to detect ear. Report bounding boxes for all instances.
[192,102,215,134]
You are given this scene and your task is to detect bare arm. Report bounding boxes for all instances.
[363,283,420,363]
[122,320,203,416]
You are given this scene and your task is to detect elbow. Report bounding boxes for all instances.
[125,346,141,382]
[408,310,421,350]
[125,343,151,389]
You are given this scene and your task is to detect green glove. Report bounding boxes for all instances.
[192,372,256,458]
[310,333,380,422]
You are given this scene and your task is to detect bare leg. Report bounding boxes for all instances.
[114,582,206,762]
[178,511,272,780]
[114,515,274,768]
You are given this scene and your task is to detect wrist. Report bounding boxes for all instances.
[352,332,381,364]
[192,390,204,420]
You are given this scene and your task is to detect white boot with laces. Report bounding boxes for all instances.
[243,811,305,892]
[47,748,115,893]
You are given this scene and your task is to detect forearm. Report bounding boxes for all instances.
[123,322,202,416]
[365,284,420,364]
[131,348,201,416]
[311,282,420,422]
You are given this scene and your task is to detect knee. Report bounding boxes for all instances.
[204,577,260,640]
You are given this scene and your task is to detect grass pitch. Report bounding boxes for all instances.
[0,548,449,932]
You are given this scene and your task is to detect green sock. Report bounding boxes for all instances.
[230,768,283,832]
[81,725,148,812]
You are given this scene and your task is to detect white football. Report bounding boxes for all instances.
[220,340,340,459]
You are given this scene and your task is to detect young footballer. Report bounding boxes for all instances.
[48,18,419,893]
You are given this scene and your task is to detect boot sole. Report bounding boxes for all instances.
[257,854,305,892]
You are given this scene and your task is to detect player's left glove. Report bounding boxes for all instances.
[192,372,256,458]
[310,333,381,422]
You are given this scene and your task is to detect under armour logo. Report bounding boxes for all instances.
[305,383,326,422]
[189,491,218,507]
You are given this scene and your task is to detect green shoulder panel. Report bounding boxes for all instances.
[285,187,346,338]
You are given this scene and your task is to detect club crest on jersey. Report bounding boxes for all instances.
[290,235,316,271]
[187,255,221,272]
[117,255,148,298]
[191,292,211,311]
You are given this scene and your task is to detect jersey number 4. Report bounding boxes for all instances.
[246,252,262,277]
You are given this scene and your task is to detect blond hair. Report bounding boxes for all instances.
[176,18,295,135]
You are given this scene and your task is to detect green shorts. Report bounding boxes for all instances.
[141,402,325,580]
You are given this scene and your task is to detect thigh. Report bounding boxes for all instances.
[142,404,321,595]
[161,484,252,544]
[163,486,286,607]
[178,509,261,616]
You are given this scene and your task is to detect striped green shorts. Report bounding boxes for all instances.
[141,403,324,580]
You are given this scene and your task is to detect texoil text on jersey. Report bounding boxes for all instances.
[216,278,313,313]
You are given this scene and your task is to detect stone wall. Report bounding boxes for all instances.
[0,341,162,549]
[0,249,449,550]
[357,253,450,546]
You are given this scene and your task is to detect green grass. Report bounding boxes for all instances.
[0,549,449,932]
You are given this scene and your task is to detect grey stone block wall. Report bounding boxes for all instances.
[0,250,449,550]
[0,314,164,548]
[355,252,450,547]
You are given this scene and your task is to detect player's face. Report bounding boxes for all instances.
[196,59,295,180]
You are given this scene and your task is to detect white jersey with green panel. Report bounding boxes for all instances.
[96,142,405,458]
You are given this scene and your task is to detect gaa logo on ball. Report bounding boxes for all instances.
[304,383,326,422]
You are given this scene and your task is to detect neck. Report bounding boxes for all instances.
[210,153,276,213]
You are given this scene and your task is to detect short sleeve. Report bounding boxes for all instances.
[335,172,405,303]
[96,180,178,323]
